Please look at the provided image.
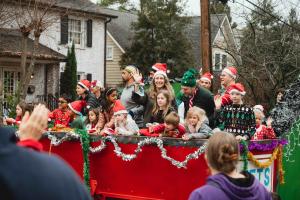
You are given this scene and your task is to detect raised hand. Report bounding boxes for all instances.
[132,69,143,83]
[18,104,49,141]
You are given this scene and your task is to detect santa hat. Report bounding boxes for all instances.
[222,66,238,79]
[153,63,168,78]
[200,72,213,83]
[68,100,84,115]
[229,83,246,96]
[78,79,91,91]
[253,105,264,113]
[91,80,103,89]
[113,100,128,116]
[152,63,167,72]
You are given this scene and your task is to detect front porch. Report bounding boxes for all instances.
[0,29,66,112]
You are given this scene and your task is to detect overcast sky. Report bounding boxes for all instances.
[92,0,300,27]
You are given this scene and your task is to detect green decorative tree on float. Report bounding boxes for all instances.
[60,42,77,100]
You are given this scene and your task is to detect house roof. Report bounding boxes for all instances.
[186,14,227,66]
[106,11,228,61]
[107,10,138,50]
[52,0,118,18]
[0,29,66,61]
[8,0,118,19]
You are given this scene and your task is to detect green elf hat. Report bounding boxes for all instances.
[181,69,199,87]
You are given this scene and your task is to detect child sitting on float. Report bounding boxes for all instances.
[143,111,185,138]
[106,101,139,136]
[182,106,212,140]
[252,105,276,140]
[4,101,33,126]
[85,108,101,135]
[97,87,118,130]
[217,83,256,141]
[68,100,86,130]
[48,94,71,129]
[148,90,175,125]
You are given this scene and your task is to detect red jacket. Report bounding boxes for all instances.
[150,124,186,138]
[18,139,43,151]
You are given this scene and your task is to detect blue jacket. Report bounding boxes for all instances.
[0,127,92,200]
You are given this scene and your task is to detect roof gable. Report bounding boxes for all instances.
[107,10,138,49]
[185,14,230,66]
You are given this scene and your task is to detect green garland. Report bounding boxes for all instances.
[240,140,249,171]
[76,129,90,191]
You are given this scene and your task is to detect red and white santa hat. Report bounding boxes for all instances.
[91,80,103,89]
[152,63,167,72]
[113,100,128,116]
[200,72,213,83]
[68,100,84,115]
[253,105,264,113]
[153,63,168,78]
[229,83,246,96]
[78,79,91,91]
[222,66,238,79]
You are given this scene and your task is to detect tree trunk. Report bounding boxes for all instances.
[18,34,29,102]
[20,35,40,100]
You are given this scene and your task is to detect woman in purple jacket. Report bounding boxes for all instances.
[189,131,272,200]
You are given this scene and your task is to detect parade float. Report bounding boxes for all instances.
[40,131,286,200]
[36,78,300,200]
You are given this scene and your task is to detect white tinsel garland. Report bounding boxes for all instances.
[47,133,207,169]
[89,136,207,169]
[47,131,80,146]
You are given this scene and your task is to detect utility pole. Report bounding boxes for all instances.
[200,0,212,74]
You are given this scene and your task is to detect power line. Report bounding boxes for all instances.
[236,0,300,32]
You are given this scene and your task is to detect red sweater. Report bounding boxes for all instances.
[252,125,276,140]
[48,109,71,127]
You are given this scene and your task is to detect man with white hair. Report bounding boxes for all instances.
[215,66,237,109]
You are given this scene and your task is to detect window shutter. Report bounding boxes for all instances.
[87,73,92,81]
[86,19,93,47]
[61,15,69,44]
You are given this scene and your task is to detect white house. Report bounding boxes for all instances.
[0,0,117,105]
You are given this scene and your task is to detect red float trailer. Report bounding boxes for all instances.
[41,135,280,200]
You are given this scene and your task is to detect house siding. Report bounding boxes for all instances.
[106,34,124,87]
[38,14,105,82]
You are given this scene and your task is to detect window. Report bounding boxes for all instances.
[106,45,113,60]
[222,54,227,68]
[214,53,227,71]
[68,19,83,45]
[214,53,221,71]
[3,71,20,98]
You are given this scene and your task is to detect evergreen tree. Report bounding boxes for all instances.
[120,0,195,77]
[60,43,77,100]
[97,0,136,11]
